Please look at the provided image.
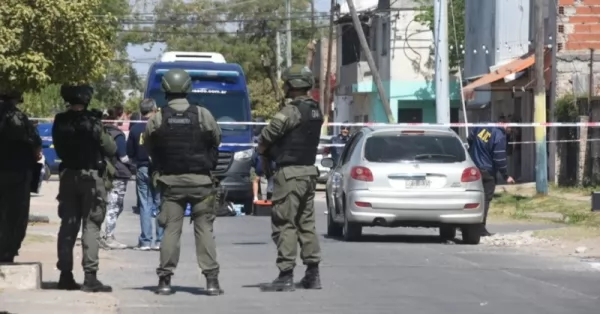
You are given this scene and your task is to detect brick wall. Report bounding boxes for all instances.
[556,0,600,97]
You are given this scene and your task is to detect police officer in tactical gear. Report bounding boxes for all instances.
[143,69,224,296]
[0,88,42,263]
[257,64,324,292]
[52,84,117,292]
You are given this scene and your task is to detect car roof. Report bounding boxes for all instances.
[363,125,456,134]
[150,61,243,72]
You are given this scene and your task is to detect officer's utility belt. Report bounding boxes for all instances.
[160,170,211,176]
[59,160,105,173]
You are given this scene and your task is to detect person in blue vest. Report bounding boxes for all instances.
[127,99,164,251]
[468,123,515,237]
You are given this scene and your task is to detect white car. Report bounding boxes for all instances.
[315,135,333,183]
[323,125,485,244]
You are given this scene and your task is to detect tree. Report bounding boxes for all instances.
[414,0,465,71]
[0,0,119,92]
[122,0,318,119]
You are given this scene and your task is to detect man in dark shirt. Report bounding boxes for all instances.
[468,123,515,237]
[331,124,350,165]
[127,99,163,251]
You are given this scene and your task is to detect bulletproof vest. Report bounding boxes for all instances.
[53,111,103,170]
[151,105,216,175]
[0,107,36,171]
[270,98,324,167]
[104,125,133,179]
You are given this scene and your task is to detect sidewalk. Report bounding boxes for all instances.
[0,180,120,313]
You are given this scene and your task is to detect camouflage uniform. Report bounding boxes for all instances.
[258,65,323,291]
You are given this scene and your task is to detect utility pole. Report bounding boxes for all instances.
[346,0,394,123]
[322,0,336,135]
[285,0,292,67]
[534,0,548,195]
[434,0,450,124]
[276,30,282,80]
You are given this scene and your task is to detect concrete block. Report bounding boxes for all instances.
[0,262,42,290]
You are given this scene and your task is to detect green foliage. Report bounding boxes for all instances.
[249,78,282,119]
[21,84,66,118]
[554,93,578,122]
[124,95,143,113]
[414,0,465,71]
[0,0,119,91]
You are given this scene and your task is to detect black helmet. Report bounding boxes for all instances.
[161,69,192,94]
[60,84,94,105]
[0,86,23,104]
[281,65,315,89]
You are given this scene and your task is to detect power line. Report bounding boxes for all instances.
[118,24,332,36]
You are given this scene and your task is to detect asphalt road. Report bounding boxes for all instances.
[103,182,600,314]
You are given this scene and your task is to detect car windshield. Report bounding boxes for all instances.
[364,134,466,163]
[148,89,249,131]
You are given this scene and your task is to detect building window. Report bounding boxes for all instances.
[558,43,563,51]
[341,25,360,65]
[558,6,564,15]
[558,24,564,33]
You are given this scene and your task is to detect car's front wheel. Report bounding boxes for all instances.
[461,225,481,245]
[326,196,343,237]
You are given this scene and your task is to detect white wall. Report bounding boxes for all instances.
[334,95,353,134]
[385,9,434,82]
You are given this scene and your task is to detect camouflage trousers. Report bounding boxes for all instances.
[102,179,128,238]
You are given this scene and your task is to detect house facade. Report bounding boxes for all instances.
[462,0,554,183]
[555,0,600,98]
[332,0,462,131]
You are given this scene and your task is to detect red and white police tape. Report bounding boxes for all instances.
[28,118,600,128]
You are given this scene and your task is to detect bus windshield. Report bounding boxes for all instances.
[148,89,249,131]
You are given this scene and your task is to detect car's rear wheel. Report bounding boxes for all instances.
[461,225,481,245]
[342,209,362,241]
[326,197,343,237]
[439,225,456,241]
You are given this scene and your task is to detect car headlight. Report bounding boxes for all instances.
[233,148,253,161]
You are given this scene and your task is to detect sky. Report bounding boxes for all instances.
[126,0,334,77]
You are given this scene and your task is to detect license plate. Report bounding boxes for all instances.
[405,179,431,188]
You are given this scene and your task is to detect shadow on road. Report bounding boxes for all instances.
[323,234,461,244]
[130,285,206,295]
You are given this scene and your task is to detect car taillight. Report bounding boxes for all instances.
[323,147,330,155]
[461,167,481,182]
[350,166,374,182]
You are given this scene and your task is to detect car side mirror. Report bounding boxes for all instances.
[463,142,469,150]
[321,158,334,168]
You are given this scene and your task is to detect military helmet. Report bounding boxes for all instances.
[0,86,23,102]
[60,84,94,105]
[281,65,315,89]
[161,69,192,94]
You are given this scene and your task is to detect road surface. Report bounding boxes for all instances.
[99,182,600,314]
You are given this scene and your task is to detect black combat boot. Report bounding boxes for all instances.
[480,225,494,237]
[262,270,294,292]
[81,272,112,293]
[155,276,173,295]
[300,264,322,290]
[57,271,80,290]
[205,276,224,296]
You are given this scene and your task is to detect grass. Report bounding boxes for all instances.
[489,193,599,227]
[533,226,600,241]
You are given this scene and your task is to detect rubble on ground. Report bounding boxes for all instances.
[480,231,554,247]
